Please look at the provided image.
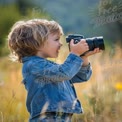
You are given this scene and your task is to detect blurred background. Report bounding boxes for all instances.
[0,0,122,122]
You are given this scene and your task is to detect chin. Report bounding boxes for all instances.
[54,54,59,58]
[49,55,58,58]
[53,56,58,58]
[48,53,59,58]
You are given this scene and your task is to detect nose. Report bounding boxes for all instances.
[59,42,63,47]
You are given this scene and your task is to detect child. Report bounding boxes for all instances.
[8,19,101,122]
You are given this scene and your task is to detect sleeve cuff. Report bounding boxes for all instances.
[81,63,91,70]
[67,53,83,64]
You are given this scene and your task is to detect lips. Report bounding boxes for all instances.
[56,48,60,54]
[56,50,59,54]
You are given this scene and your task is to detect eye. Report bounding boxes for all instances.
[55,38,60,41]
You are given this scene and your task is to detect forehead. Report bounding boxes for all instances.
[48,32,61,38]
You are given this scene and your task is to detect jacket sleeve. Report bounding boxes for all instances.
[71,63,92,83]
[29,53,84,82]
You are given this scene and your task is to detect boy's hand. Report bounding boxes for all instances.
[81,48,102,66]
[70,39,89,56]
[81,48,102,57]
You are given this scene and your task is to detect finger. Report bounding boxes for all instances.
[94,48,99,51]
[85,51,93,56]
[87,45,89,50]
[97,49,103,53]
[94,48,102,53]
[96,48,100,53]
[70,39,74,46]
[84,43,88,46]
[93,48,99,53]
[80,39,86,43]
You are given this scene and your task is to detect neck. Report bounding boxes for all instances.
[36,51,47,59]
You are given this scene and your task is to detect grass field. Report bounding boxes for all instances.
[0,47,122,122]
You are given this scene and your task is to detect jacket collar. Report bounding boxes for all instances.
[22,56,44,63]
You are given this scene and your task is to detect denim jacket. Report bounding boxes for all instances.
[22,53,92,119]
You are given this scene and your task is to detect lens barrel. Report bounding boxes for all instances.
[86,36,105,51]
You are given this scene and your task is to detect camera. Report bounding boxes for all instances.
[66,34,105,56]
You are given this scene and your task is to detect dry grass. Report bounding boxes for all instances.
[0,57,29,122]
[0,47,122,122]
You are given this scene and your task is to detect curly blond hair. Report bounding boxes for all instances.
[8,19,63,62]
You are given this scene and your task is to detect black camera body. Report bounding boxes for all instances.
[66,34,105,56]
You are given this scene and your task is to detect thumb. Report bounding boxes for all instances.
[70,39,74,46]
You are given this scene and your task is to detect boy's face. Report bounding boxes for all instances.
[37,33,62,58]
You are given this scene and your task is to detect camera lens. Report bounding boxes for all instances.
[94,37,105,50]
[86,36,105,51]
[86,39,95,51]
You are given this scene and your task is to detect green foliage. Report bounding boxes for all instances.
[0,4,21,56]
